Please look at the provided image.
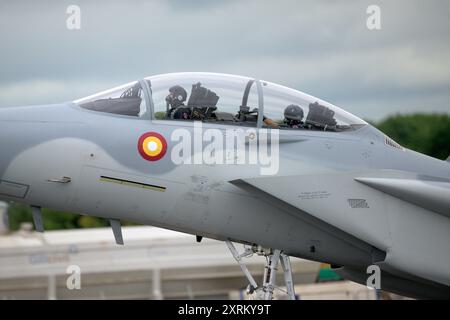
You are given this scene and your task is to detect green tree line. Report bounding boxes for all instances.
[4,113,450,231]
[375,114,450,160]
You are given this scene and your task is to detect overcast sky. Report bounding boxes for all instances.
[0,0,449,121]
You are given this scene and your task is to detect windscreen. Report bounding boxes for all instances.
[74,81,147,117]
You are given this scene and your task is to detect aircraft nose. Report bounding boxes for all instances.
[0,106,32,180]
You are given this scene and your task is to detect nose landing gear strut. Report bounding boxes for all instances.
[226,240,296,300]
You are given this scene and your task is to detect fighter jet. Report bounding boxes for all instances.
[0,72,449,299]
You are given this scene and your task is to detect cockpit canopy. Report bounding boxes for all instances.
[74,80,147,117]
[74,72,367,131]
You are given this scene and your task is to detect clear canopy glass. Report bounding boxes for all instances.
[260,80,367,131]
[146,72,260,126]
[75,72,366,131]
[74,81,147,117]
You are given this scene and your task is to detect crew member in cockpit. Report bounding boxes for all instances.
[165,85,189,119]
[283,104,304,128]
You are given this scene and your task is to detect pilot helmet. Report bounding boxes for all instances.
[166,85,187,107]
[284,104,304,122]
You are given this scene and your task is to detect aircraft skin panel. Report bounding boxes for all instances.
[240,173,450,287]
[335,266,450,299]
[0,137,87,210]
[382,196,450,287]
[0,180,29,198]
[0,136,377,269]
[68,163,377,269]
[73,165,187,223]
[239,172,393,252]
[0,135,375,269]
[229,179,376,254]
[355,177,450,218]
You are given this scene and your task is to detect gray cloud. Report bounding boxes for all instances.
[0,0,449,121]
